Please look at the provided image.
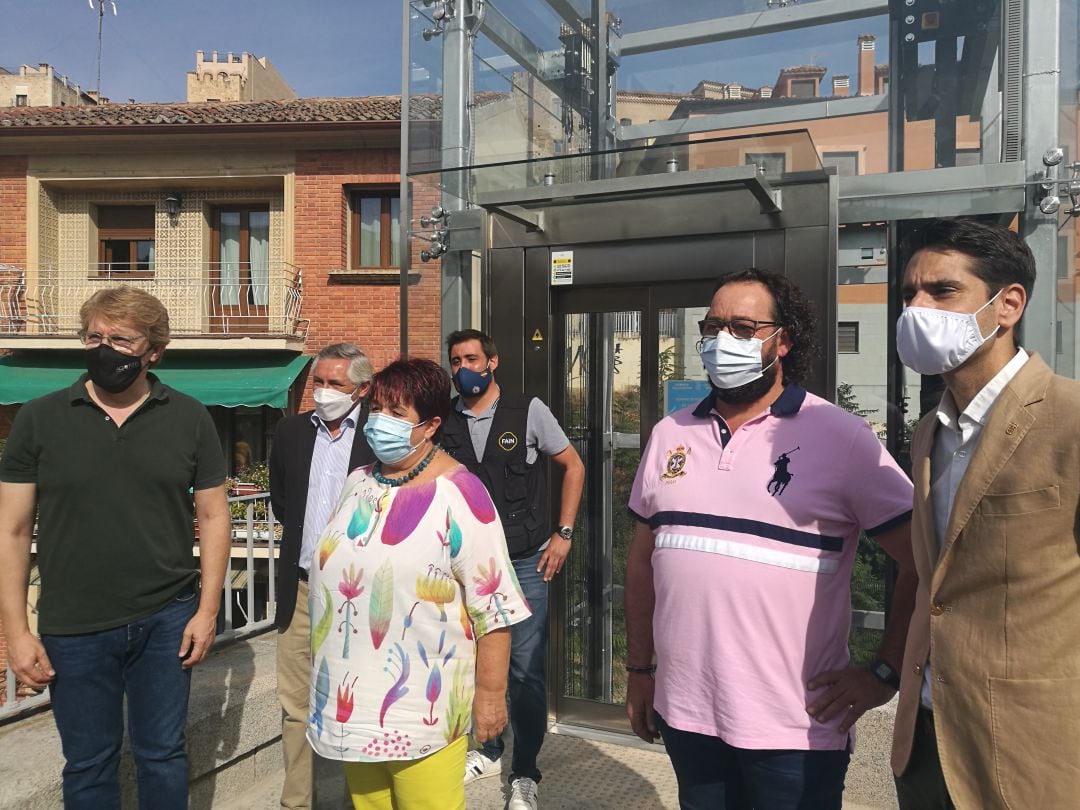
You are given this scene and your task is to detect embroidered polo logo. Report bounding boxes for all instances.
[498,431,519,452]
[661,445,690,480]
[767,446,800,496]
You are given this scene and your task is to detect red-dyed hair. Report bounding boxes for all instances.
[369,358,451,423]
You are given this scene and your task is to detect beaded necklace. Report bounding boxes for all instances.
[372,444,440,487]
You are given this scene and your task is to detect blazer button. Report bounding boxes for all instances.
[913,664,923,675]
[930,603,945,616]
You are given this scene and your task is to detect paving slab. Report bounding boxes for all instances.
[218,725,893,809]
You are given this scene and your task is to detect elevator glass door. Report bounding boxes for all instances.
[552,282,712,731]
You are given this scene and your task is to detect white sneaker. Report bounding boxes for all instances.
[507,777,539,810]
[464,749,501,784]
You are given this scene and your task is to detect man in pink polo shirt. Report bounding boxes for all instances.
[625,268,917,810]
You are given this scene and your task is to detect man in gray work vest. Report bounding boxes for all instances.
[440,329,584,810]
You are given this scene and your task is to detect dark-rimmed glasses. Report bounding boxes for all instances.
[697,318,780,340]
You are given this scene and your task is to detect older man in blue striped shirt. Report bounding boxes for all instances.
[269,343,376,809]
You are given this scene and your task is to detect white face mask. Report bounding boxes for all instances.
[896,290,1001,376]
[699,328,781,389]
[313,387,358,422]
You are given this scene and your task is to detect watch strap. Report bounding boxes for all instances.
[869,658,901,690]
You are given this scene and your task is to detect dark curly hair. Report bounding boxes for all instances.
[712,268,819,385]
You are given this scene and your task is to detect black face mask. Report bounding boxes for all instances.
[85,343,146,394]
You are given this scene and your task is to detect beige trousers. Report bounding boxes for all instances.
[277,578,313,809]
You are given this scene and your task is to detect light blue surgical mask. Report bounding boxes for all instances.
[699,328,781,389]
[363,413,428,465]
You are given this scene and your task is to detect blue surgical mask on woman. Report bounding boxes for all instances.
[363,413,428,465]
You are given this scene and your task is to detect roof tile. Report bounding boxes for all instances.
[0,96,442,129]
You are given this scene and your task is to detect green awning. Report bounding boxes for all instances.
[0,353,310,408]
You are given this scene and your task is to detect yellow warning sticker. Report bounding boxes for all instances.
[550,250,574,286]
[532,329,544,341]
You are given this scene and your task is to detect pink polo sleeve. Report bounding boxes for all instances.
[843,420,914,535]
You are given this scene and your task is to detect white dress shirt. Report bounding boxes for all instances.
[922,347,1029,708]
[298,404,360,573]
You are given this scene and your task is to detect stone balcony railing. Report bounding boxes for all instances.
[0,263,307,342]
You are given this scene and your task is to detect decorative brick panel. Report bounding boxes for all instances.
[49,188,287,334]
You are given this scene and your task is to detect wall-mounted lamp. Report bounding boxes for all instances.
[421,0,455,41]
[164,192,182,224]
[1034,148,1080,218]
[421,240,447,263]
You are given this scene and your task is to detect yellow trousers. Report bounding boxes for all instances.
[344,735,467,810]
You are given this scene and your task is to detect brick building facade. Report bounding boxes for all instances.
[0,97,446,697]
[0,97,442,429]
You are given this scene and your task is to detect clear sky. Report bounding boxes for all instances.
[5,1,888,104]
[4,1,404,103]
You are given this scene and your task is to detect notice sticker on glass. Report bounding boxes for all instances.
[550,251,574,286]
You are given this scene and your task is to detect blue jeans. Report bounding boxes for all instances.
[41,585,198,810]
[481,549,548,783]
[656,712,851,810]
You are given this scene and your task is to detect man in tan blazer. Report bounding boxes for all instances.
[891,218,1080,809]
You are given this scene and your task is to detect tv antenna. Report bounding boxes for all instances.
[89,0,118,104]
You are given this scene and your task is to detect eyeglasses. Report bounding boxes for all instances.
[697,318,780,341]
[77,331,146,355]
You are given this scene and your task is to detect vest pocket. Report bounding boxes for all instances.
[504,462,531,504]
[989,675,1080,808]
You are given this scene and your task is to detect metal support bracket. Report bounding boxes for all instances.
[747,174,782,214]
[488,204,545,232]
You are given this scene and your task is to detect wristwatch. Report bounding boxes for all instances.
[868,658,901,690]
[556,525,574,541]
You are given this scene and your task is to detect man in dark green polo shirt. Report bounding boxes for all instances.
[0,287,230,810]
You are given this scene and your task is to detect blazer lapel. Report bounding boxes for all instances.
[933,354,1052,586]
[348,402,374,469]
[910,413,939,581]
[297,413,318,494]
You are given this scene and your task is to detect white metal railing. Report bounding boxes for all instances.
[0,491,279,724]
[0,264,306,339]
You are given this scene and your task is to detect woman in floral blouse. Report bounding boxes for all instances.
[307,358,530,810]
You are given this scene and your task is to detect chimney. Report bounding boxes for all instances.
[832,75,850,97]
[857,35,875,96]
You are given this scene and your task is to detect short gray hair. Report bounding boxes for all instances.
[315,342,373,388]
